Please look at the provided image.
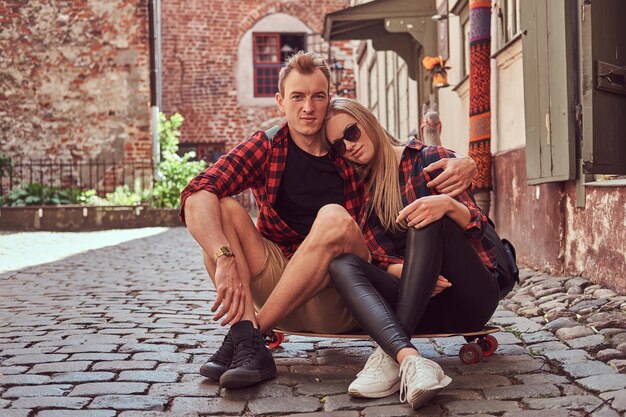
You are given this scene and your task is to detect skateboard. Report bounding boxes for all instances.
[265,325,500,365]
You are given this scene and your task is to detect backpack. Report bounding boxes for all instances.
[484,218,520,300]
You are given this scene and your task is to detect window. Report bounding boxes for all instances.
[253,33,305,97]
[385,52,397,137]
[368,58,379,119]
[500,0,521,44]
[178,143,226,163]
[461,17,470,78]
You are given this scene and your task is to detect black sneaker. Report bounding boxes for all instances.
[219,320,277,389]
[199,331,234,381]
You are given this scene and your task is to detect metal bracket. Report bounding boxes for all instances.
[596,61,626,96]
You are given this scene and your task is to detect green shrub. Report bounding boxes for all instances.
[1,183,84,206]
[151,113,207,208]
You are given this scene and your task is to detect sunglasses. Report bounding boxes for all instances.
[329,122,361,156]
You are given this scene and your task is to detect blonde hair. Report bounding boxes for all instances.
[278,51,331,96]
[326,97,406,232]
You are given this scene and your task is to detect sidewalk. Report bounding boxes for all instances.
[0,228,624,416]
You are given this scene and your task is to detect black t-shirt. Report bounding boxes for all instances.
[274,138,345,235]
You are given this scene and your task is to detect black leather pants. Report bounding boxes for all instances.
[328,216,500,359]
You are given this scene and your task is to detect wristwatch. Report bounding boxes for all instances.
[214,245,234,262]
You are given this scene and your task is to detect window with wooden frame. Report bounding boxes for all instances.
[253,33,305,97]
[499,0,521,46]
[178,143,226,163]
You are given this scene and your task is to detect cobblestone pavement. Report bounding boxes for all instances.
[0,228,625,417]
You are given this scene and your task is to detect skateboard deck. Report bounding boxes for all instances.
[266,325,501,364]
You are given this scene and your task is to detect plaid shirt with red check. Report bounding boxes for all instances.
[179,123,365,259]
[360,140,496,273]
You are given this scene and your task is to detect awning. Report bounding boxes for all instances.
[323,0,438,80]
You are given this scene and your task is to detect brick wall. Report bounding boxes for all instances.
[160,0,353,147]
[0,0,152,162]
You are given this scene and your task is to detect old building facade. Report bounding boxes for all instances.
[328,0,625,291]
[0,1,153,163]
[160,0,355,162]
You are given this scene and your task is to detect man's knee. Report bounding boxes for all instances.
[313,204,359,242]
[219,196,244,216]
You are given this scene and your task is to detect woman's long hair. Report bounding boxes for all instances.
[325,97,406,232]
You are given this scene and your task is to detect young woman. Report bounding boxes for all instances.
[324,98,500,410]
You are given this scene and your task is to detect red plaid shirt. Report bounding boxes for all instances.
[361,140,496,272]
[179,123,365,259]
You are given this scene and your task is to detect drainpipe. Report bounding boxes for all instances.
[149,0,162,179]
[468,0,493,215]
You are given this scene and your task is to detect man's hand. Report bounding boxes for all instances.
[396,195,452,228]
[211,256,247,326]
[431,275,452,297]
[424,156,476,197]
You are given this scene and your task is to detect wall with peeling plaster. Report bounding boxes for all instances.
[494,148,626,292]
[0,1,151,162]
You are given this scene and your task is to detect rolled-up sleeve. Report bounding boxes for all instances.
[179,132,269,223]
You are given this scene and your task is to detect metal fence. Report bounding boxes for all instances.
[0,158,154,196]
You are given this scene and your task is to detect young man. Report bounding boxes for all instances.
[181,51,476,389]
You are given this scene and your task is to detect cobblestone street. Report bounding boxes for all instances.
[1,228,625,417]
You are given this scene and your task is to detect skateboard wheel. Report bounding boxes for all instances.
[459,342,483,364]
[479,335,498,356]
[267,331,284,349]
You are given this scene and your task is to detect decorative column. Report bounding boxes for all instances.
[468,0,492,215]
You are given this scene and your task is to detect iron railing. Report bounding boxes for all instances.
[0,158,154,196]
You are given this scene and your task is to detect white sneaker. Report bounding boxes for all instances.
[399,355,452,409]
[348,346,400,398]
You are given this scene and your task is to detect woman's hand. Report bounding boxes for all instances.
[432,275,452,297]
[396,195,452,228]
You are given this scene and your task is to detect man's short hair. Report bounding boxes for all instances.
[278,51,331,96]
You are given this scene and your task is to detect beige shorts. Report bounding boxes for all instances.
[250,238,360,334]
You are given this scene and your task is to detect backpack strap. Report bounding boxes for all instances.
[264,125,280,144]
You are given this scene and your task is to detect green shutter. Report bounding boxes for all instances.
[521,0,576,184]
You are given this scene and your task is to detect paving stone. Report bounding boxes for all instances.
[0,374,50,385]
[0,410,32,417]
[523,395,603,411]
[91,361,157,371]
[131,352,189,363]
[527,341,569,355]
[445,400,521,414]
[36,411,117,417]
[89,395,168,410]
[483,383,560,400]
[556,326,595,340]
[0,366,28,375]
[565,334,606,350]
[69,382,148,396]
[248,396,322,415]
[545,317,580,332]
[448,374,512,390]
[596,349,626,362]
[520,331,557,344]
[561,360,617,378]
[11,396,91,409]
[514,373,570,385]
[544,349,591,364]
[576,374,626,392]
[294,380,351,397]
[323,394,403,411]
[56,344,119,353]
[28,361,92,374]
[502,410,573,417]
[2,354,68,365]
[288,412,359,417]
[117,371,178,383]
[169,397,246,414]
[362,404,441,417]
[2,384,73,398]
[119,343,178,353]
[118,413,199,417]
[148,381,219,397]
[68,353,130,361]
[221,382,294,400]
